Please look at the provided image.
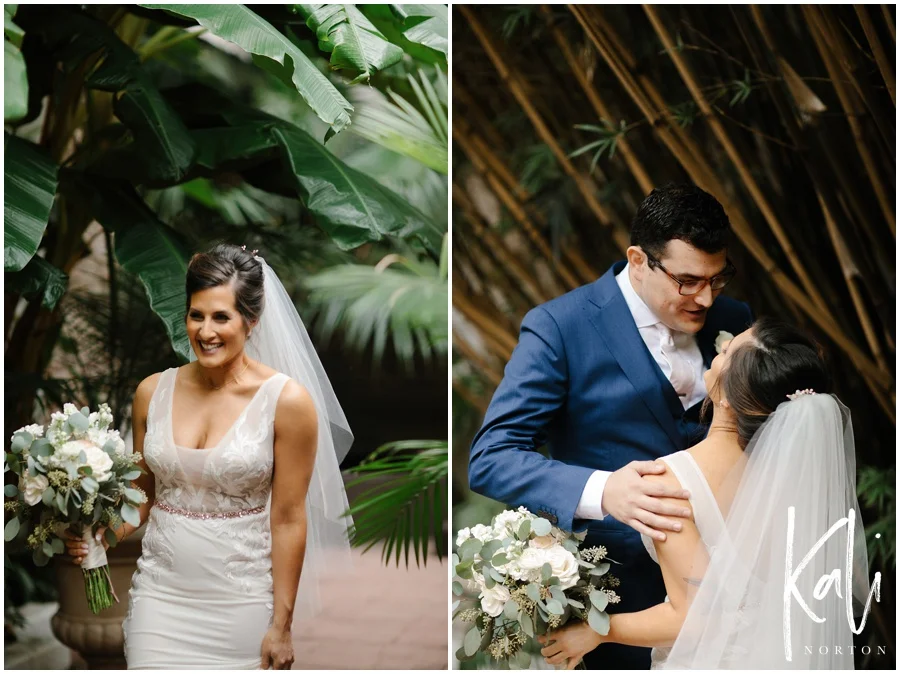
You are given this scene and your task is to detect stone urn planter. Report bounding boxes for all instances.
[50,526,144,669]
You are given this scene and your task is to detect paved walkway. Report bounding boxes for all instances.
[292,547,447,669]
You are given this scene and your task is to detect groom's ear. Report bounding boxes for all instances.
[626,246,646,277]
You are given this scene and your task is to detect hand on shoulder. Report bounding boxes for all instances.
[602,460,692,542]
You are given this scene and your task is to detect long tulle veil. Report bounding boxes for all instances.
[660,394,879,669]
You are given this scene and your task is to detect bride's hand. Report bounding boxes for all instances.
[62,525,110,565]
[259,626,294,669]
[538,622,605,669]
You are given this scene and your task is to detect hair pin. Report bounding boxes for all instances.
[786,388,815,400]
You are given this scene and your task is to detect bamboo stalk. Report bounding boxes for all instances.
[817,192,888,372]
[644,4,834,321]
[540,5,655,196]
[452,337,504,389]
[461,120,600,285]
[803,6,895,237]
[452,288,517,360]
[882,5,895,43]
[454,186,550,308]
[569,4,891,392]
[454,122,578,293]
[461,6,630,255]
[854,5,895,105]
[452,75,508,152]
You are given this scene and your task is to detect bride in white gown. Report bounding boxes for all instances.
[64,244,353,669]
[540,318,877,669]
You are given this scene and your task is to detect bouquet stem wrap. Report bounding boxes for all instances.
[79,528,118,613]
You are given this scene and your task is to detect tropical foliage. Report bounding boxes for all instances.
[451,5,894,666]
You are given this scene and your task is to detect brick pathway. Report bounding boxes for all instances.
[291,548,447,669]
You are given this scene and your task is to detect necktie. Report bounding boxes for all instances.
[659,325,694,399]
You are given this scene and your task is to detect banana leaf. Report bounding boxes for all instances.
[4,135,58,272]
[4,5,28,122]
[5,255,68,310]
[139,3,353,134]
[293,4,404,84]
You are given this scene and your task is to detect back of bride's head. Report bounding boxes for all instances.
[186,244,265,325]
[722,317,831,447]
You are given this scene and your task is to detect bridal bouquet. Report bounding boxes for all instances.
[453,507,621,668]
[3,403,147,613]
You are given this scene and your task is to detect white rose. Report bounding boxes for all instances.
[715,331,734,355]
[55,440,113,482]
[518,544,581,590]
[479,583,511,618]
[18,474,49,506]
[470,523,493,543]
[12,424,44,441]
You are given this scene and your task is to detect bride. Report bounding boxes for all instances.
[539,318,877,669]
[63,244,353,669]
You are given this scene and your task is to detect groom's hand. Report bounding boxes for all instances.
[602,461,691,541]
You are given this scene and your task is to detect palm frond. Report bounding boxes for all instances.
[349,67,448,173]
[304,256,448,369]
[345,440,448,567]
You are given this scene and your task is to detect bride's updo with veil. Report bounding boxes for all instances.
[185,244,265,327]
[719,317,831,448]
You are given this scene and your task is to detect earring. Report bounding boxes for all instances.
[717,399,729,409]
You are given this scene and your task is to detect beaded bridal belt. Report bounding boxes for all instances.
[154,501,266,520]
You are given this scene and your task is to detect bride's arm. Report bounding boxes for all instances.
[541,472,707,664]
[269,381,318,634]
[108,375,158,543]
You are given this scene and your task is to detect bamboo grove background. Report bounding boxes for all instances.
[450,5,895,664]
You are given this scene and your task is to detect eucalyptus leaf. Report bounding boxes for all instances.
[122,469,142,481]
[10,432,32,453]
[81,477,99,494]
[567,598,585,609]
[121,503,141,528]
[463,625,481,657]
[590,589,609,612]
[41,487,55,506]
[124,487,145,504]
[458,536,481,563]
[50,537,65,554]
[590,562,610,576]
[532,517,551,537]
[588,606,611,636]
[105,527,119,548]
[480,539,502,560]
[452,581,463,596]
[30,439,52,457]
[487,566,505,583]
[545,598,564,615]
[503,598,519,619]
[483,571,495,589]
[33,547,49,567]
[4,484,19,498]
[4,516,20,541]
[67,412,89,431]
[491,553,508,566]
[518,610,533,637]
[514,648,532,670]
[526,583,542,603]
[541,562,552,582]
[517,519,531,540]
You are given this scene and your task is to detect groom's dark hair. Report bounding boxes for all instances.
[631,183,731,258]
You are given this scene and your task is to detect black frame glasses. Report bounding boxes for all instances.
[644,251,736,296]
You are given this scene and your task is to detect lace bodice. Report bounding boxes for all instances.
[143,368,290,513]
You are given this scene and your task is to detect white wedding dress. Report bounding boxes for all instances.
[122,367,291,669]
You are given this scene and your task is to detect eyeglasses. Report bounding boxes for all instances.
[644,251,736,296]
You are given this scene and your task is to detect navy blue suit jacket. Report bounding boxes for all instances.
[468,261,753,668]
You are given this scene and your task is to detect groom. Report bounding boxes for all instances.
[469,184,753,669]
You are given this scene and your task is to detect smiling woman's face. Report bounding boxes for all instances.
[187,283,249,367]
[703,328,754,401]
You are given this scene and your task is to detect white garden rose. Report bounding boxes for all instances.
[19,474,49,506]
[470,523,493,543]
[479,582,511,618]
[492,506,530,537]
[530,534,556,549]
[54,440,114,482]
[456,527,472,547]
[517,543,581,589]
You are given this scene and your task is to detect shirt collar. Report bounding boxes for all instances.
[616,263,663,330]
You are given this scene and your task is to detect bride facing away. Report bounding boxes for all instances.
[540,318,878,669]
[63,244,353,669]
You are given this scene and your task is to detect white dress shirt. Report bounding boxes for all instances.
[574,265,708,520]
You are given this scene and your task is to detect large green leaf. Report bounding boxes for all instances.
[41,10,194,183]
[4,135,58,272]
[273,124,443,253]
[84,180,192,361]
[4,6,28,122]
[6,255,68,310]
[139,4,353,134]
[293,4,403,84]
[391,4,447,56]
[173,89,442,254]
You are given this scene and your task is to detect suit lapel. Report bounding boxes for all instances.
[586,264,683,450]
